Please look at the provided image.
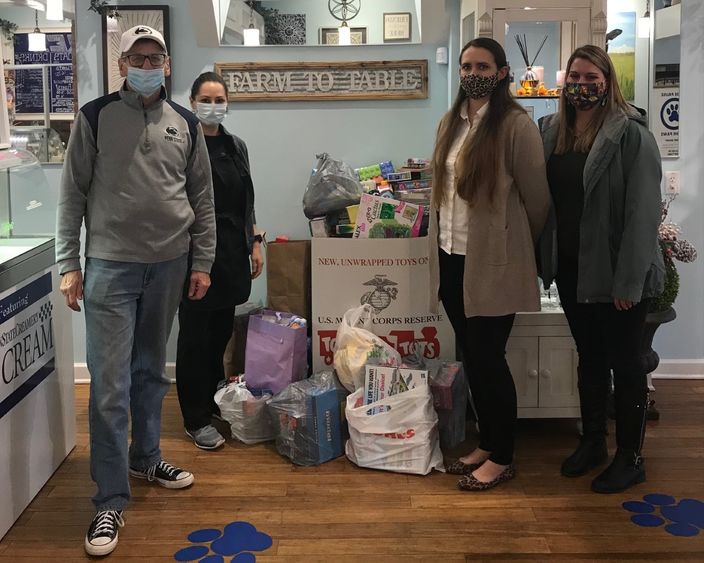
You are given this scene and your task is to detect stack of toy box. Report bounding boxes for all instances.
[267,372,349,466]
[353,193,424,239]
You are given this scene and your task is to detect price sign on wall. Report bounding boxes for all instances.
[13,31,74,115]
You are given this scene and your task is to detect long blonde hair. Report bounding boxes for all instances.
[555,45,636,154]
[430,38,524,209]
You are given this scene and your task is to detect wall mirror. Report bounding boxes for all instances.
[217,0,421,46]
[491,7,591,124]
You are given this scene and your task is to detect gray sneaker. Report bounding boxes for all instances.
[185,425,226,450]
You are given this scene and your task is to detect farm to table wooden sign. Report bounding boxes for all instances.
[214,60,428,102]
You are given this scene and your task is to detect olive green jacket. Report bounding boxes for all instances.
[538,109,665,303]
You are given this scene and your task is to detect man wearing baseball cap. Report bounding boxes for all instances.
[57,25,216,556]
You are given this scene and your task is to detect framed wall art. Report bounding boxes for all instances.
[101,5,170,95]
[383,12,411,42]
[319,27,367,45]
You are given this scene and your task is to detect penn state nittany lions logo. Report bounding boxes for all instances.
[166,126,179,136]
[135,26,153,36]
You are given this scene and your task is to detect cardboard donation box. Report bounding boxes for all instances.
[312,238,455,373]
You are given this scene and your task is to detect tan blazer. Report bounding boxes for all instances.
[428,110,550,318]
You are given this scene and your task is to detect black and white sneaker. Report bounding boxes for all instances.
[85,510,124,556]
[129,460,194,489]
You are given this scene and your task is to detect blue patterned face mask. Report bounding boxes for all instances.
[195,102,227,125]
[126,67,164,97]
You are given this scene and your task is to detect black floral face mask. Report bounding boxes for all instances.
[564,81,608,110]
[460,73,499,99]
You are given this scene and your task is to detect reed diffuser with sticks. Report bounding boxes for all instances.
[515,34,548,94]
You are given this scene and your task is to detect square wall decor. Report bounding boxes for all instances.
[266,14,306,45]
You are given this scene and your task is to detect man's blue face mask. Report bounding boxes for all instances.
[126,67,164,97]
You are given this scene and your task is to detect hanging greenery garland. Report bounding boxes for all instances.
[0,18,18,41]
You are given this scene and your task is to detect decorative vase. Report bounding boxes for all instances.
[519,66,540,94]
[606,306,676,421]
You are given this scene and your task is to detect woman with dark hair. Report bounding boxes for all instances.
[176,71,264,450]
[428,38,550,490]
[539,45,663,493]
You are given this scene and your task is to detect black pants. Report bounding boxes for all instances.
[557,269,649,452]
[176,305,236,431]
[439,249,517,465]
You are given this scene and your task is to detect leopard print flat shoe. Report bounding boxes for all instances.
[457,465,516,491]
[446,460,485,475]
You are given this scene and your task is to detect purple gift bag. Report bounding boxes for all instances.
[244,310,308,394]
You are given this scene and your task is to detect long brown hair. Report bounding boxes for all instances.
[431,38,524,209]
[555,45,636,154]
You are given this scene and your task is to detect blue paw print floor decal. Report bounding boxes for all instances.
[623,494,704,537]
[174,521,273,562]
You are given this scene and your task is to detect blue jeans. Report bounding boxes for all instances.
[83,255,187,511]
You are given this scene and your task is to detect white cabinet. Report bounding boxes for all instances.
[507,311,580,418]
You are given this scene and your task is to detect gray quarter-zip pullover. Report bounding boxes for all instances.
[56,87,216,274]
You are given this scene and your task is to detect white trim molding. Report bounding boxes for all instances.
[653,359,704,379]
[73,363,177,384]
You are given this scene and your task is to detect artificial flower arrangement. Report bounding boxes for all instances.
[650,193,698,313]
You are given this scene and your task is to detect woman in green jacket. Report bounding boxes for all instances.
[539,45,664,494]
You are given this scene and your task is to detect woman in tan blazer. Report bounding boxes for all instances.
[428,37,550,491]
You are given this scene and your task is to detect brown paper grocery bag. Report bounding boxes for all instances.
[266,240,311,322]
[222,303,263,378]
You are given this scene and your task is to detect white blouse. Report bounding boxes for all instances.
[438,102,488,255]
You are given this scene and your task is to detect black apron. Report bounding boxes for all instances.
[181,134,251,311]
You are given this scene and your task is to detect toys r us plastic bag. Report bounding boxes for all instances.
[345,384,444,475]
[333,304,401,392]
[303,153,363,219]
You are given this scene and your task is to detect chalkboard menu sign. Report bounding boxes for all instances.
[13,32,74,115]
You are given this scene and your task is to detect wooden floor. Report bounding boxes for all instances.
[1,381,703,562]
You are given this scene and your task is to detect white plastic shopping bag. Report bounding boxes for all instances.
[214,382,275,444]
[345,385,444,475]
[333,304,401,392]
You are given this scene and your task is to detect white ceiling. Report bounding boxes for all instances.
[0,0,76,18]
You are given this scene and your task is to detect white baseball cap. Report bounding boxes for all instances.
[119,25,167,55]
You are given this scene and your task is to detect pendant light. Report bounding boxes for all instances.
[338,21,351,46]
[638,0,651,38]
[328,1,361,46]
[243,1,260,46]
[46,0,64,21]
[28,10,46,52]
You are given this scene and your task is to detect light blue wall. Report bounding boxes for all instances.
[68,0,452,363]
[652,0,704,362]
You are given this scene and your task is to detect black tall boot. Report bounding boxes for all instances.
[561,371,609,477]
[591,384,648,493]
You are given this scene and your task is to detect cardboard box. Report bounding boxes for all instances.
[393,368,429,394]
[353,193,423,239]
[270,379,347,465]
